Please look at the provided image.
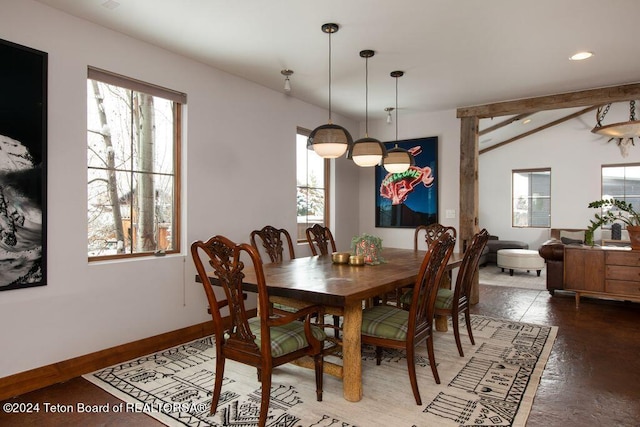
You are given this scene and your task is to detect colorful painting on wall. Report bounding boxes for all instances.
[0,39,47,291]
[375,136,438,228]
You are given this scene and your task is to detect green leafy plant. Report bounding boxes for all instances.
[351,233,384,265]
[587,198,640,235]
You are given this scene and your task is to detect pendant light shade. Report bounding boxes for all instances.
[308,23,353,158]
[592,101,640,139]
[383,70,414,173]
[347,50,387,167]
[384,145,415,173]
[308,124,353,158]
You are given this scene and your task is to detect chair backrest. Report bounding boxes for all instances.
[191,235,270,357]
[409,232,456,332]
[250,225,295,263]
[414,224,457,250]
[305,224,337,256]
[454,228,490,303]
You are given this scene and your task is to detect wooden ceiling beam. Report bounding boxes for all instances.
[479,105,598,154]
[479,112,532,136]
[457,82,640,119]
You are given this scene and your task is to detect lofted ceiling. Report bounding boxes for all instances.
[35,0,640,146]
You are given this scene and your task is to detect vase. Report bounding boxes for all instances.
[627,225,640,250]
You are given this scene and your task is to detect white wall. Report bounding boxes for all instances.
[0,0,359,378]
[479,103,640,249]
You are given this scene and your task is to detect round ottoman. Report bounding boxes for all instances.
[497,249,545,276]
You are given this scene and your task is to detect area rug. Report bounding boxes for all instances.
[479,265,546,291]
[84,315,557,427]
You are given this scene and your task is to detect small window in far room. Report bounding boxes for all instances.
[87,67,185,260]
[296,127,329,243]
[512,168,551,228]
[601,163,640,223]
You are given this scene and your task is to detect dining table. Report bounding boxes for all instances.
[236,247,463,402]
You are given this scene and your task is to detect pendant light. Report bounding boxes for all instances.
[591,100,640,142]
[307,23,353,158]
[383,71,414,173]
[347,50,387,167]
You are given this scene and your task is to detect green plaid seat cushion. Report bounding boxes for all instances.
[435,288,454,310]
[249,318,327,358]
[361,305,409,341]
[399,289,413,305]
[273,303,297,313]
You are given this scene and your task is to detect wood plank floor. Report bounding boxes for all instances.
[1,284,639,426]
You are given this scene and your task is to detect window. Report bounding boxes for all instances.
[87,67,184,260]
[296,127,329,242]
[602,163,640,221]
[512,169,550,228]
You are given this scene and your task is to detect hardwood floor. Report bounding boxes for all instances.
[1,284,639,426]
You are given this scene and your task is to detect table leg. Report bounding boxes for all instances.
[341,301,363,402]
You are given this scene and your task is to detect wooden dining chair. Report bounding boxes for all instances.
[435,228,489,357]
[304,224,343,337]
[250,225,296,263]
[400,224,457,309]
[191,235,326,427]
[360,232,456,405]
[414,223,457,250]
[305,224,337,256]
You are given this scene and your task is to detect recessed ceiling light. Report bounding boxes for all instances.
[101,0,120,10]
[569,51,594,61]
[522,118,532,125]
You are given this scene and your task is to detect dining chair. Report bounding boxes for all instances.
[250,225,341,339]
[435,228,489,357]
[400,224,457,309]
[304,224,342,337]
[414,223,457,250]
[191,235,326,427]
[305,224,337,256]
[250,225,296,263]
[360,232,456,405]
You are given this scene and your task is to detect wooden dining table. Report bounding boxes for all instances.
[237,247,463,402]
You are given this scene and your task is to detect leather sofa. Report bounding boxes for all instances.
[538,229,586,295]
[479,235,529,266]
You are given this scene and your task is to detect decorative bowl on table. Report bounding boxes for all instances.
[332,252,351,264]
[349,255,365,266]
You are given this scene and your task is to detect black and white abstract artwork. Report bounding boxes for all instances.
[0,39,47,291]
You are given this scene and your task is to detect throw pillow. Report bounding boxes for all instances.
[559,230,585,241]
[561,237,583,245]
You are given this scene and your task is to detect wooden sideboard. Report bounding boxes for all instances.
[564,245,640,307]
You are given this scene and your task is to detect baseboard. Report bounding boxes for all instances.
[0,312,252,401]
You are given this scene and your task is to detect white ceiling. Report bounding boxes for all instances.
[36,0,640,126]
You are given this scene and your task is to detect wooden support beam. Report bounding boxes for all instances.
[457,82,640,118]
[480,105,598,154]
[459,116,480,303]
[479,113,532,136]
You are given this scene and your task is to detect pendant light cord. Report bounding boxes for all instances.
[365,55,369,136]
[328,29,332,123]
[395,75,399,142]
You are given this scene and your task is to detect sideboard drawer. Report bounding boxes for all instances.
[606,265,640,282]
[606,251,640,266]
[606,280,640,297]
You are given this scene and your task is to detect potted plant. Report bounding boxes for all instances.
[587,198,640,250]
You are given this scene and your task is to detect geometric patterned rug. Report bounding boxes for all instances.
[83,315,557,427]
